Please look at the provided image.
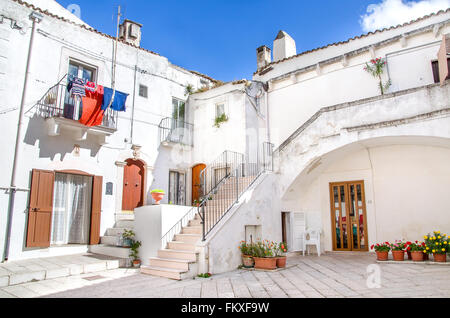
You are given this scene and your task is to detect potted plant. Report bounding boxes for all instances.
[130,240,142,268]
[408,241,426,262]
[390,241,406,261]
[239,241,254,268]
[151,189,165,205]
[213,113,229,128]
[425,231,448,263]
[363,57,392,95]
[371,242,391,261]
[275,242,288,268]
[121,229,135,247]
[252,240,277,270]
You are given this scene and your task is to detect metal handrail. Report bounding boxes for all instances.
[158,117,194,146]
[199,143,274,241]
[160,205,198,249]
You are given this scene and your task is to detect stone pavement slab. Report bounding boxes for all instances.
[2,252,450,298]
[0,253,122,287]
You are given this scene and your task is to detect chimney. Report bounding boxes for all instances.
[273,30,296,62]
[257,45,272,69]
[119,19,143,47]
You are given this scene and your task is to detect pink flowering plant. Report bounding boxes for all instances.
[364,57,392,95]
[371,242,391,252]
[390,240,406,251]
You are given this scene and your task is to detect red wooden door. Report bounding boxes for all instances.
[122,159,145,211]
[192,164,206,204]
[26,170,55,248]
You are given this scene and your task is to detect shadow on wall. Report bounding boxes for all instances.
[23,114,102,160]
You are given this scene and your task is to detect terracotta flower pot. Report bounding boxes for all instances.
[411,251,424,262]
[151,192,164,205]
[132,260,141,268]
[242,255,254,268]
[433,253,447,263]
[254,257,277,270]
[392,250,405,261]
[276,256,287,268]
[376,251,389,261]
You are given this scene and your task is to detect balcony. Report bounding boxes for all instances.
[158,117,194,147]
[34,75,118,144]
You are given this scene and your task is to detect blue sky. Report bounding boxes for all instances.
[55,0,449,82]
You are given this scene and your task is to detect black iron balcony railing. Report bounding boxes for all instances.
[34,74,118,130]
[158,117,194,147]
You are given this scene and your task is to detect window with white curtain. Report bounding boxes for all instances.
[51,173,93,245]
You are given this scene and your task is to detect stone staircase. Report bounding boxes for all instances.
[140,175,258,280]
[140,214,202,280]
[89,212,134,267]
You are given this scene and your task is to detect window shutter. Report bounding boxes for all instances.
[292,212,306,251]
[26,170,55,248]
[90,176,103,245]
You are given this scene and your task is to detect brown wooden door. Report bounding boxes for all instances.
[26,170,55,248]
[122,159,145,211]
[329,181,368,251]
[90,176,103,245]
[192,164,206,204]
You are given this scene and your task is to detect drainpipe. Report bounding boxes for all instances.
[3,12,43,262]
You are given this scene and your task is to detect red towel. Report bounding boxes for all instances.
[79,85,104,127]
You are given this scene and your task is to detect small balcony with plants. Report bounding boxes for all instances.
[158,117,194,147]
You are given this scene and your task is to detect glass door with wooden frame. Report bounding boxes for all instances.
[329,181,368,251]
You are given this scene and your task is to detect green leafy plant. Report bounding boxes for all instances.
[238,241,254,256]
[129,240,142,261]
[364,57,392,95]
[185,84,194,96]
[407,241,426,252]
[370,242,391,252]
[275,242,288,257]
[197,273,212,278]
[424,231,448,255]
[214,113,229,128]
[252,240,276,258]
[390,240,406,251]
[121,229,135,247]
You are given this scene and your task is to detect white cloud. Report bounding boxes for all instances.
[360,0,450,32]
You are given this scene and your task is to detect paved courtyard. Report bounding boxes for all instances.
[1,252,450,298]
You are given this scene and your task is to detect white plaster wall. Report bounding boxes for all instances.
[134,204,193,266]
[204,174,282,274]
[258,16,450,148]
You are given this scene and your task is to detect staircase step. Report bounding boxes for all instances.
[167,241,196,251]
[140,265,185,280]
[158,249,197,261]
[89,244,131,259]
[115,213,135,221]
[115,220,134,228]
[188,218,202,226]
[181,226,202,235]
[149,257,193,271]
[174,234,201,244]
[106,227,128,236]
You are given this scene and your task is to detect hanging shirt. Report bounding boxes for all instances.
[68,77,86,98]
[101,87,128,112]
[85,81,97,92]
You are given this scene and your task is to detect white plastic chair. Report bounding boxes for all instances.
[302,229,321,257]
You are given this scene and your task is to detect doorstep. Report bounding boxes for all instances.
[0,253,123,287]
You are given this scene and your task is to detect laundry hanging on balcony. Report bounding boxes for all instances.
[67,75,87,98]
[101,87,128,112]
[79,85,105,127]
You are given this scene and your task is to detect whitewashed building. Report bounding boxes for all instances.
[1,0,449,278]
